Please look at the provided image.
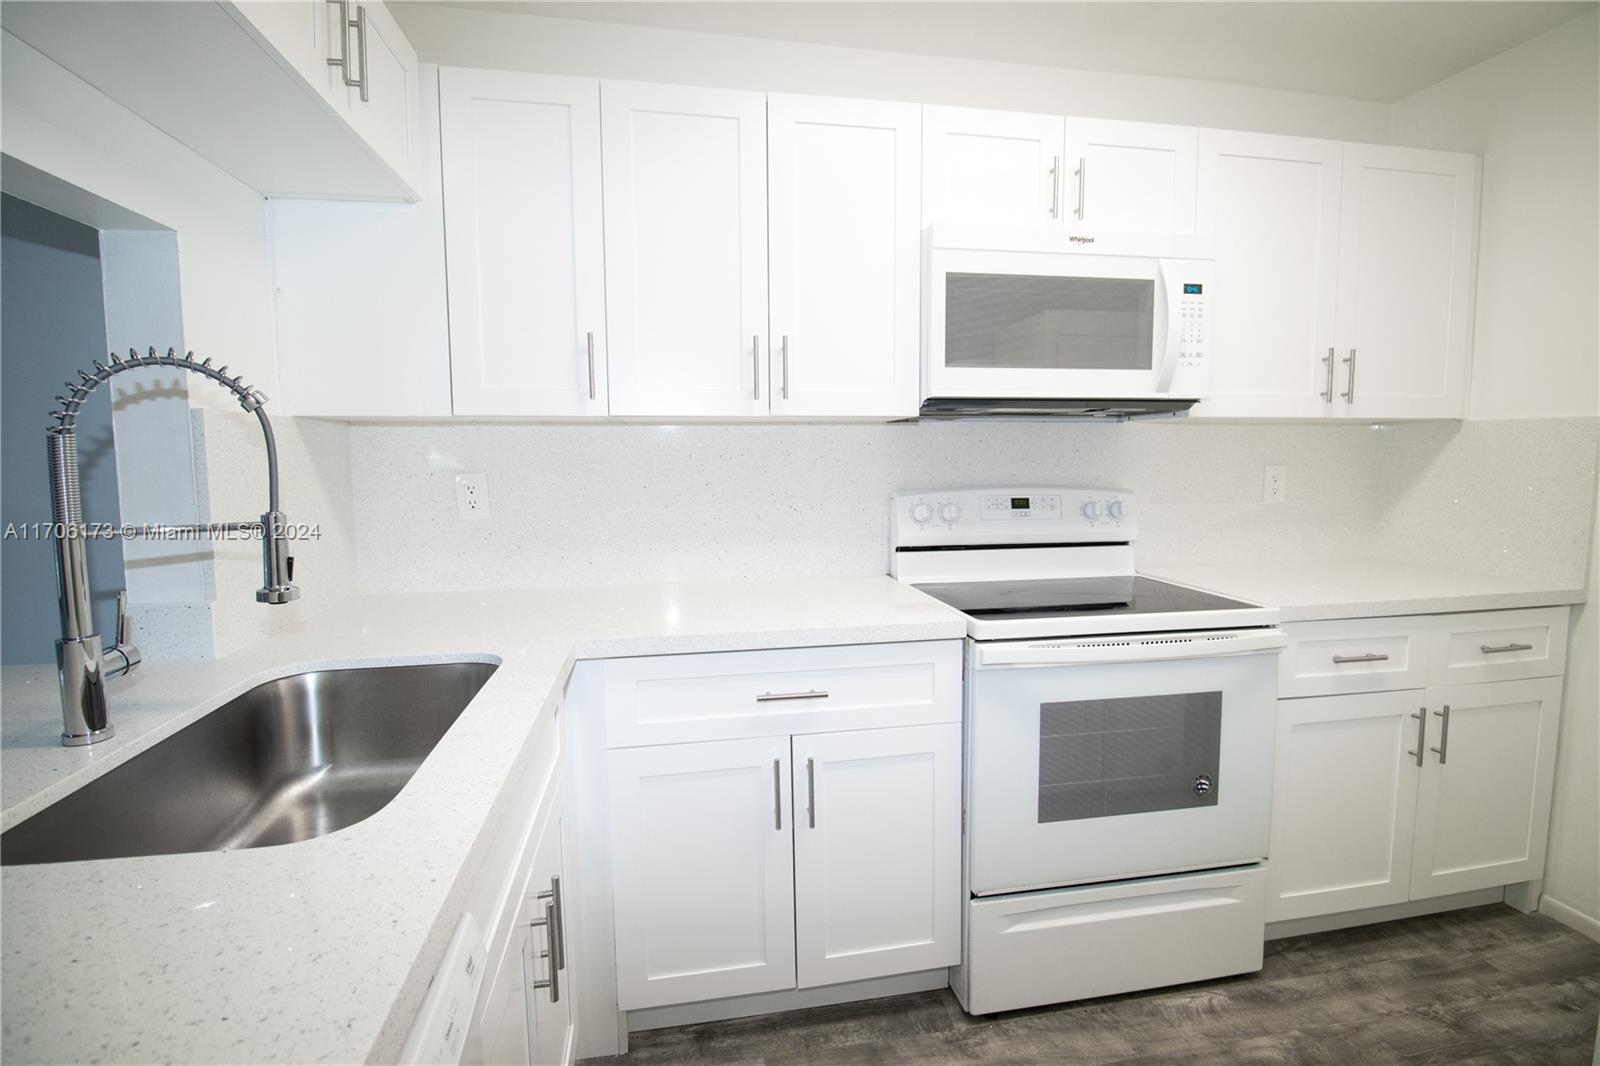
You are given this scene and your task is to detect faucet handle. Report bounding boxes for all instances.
[115,589,131,646]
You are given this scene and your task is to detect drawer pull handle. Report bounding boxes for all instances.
[1332,653,1389,664]
[755,689,830,702]
[1480,642,1534,654]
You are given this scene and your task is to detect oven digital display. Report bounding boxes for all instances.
[1011,497,1031,510]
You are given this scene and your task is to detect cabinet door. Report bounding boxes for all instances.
[603,82,768,416]
[1267,691,1423,922]
[1410,677,1563,900]
[767,95,921,418]
[1193,130,1343,419]
[922,105,1064,226]
[607,737,796,1009]
[338,2,420,186]
[1062,118,1197,234]
[227,1,346,114]
[527,813,573,1066]
[440,68,608,416]
[1335,145,1478,420]
[792,724,961,987]
[476,920,534,1066]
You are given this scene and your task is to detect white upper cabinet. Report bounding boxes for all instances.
[440,68,608,416]
[923,106,1065,227]
[768,95,922,418]
[1062,118,1198,234]
[1334,144,1479,420]
[1193,130,1344,419]
[602,82,769,417]
[334,1,421,187]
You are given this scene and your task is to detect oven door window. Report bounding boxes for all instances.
[1037,692,1221,823]
[945,272,1156,372]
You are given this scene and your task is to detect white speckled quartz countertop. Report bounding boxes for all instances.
[0,577,964,1065]
[1141,559,1587,621]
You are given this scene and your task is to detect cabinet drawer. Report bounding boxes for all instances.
[601,640,962,748]
[1280,618,1428,697]
[1429,608,1569,686]
[962,866,1265,1015]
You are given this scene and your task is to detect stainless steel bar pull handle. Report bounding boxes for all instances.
[780,335,791,400]
[353,4,369,102]
[1048,156,1061,219]
[1075,156,1087,220]
[1480,642,1534,654]
[1431,705,1451,764]
[1408,708,1427,768]
[536,876,565,972]
[772,758,782,830]
[326,0,368,101]
[586,331,597,401]
[527,897,561,1002]
[1322,347,1336,401]
[752,335,761,400]
[1341,348,1356,404]
[755,689,829,702]
[1332,652,1389,664]
[806,757,816,829]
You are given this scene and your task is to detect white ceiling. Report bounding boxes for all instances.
[422,1,1596,102]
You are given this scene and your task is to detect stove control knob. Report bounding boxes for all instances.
[1080,499,1103,521]
[938,501,963,525]
[1107,499,1128,521]
[910,501,934,524]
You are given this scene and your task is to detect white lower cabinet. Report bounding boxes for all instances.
[792,724,962,988]
[607,737,798,1010]
[1267,609,1569,924]
[1268,690,1421,921]
[1409,677,1564,899]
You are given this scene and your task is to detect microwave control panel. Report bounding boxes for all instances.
[1168,265,1212,395]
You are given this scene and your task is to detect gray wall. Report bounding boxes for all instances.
[2,193,123,664]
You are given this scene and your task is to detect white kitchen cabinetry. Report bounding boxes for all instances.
[922,108,1197,234]
[607,737,797,1010]
[791,723,961,987]
[440,68,608,416]
[1267,608,1569,924]
[602,82,769,416]
[1333,145,1479,420]
[922,106,1064,226]
[591,640,963,1015]
[1196,136,1477,421]
[768,95,921,417]
[4,0,423,199]
[1409,677,1563,899]
[1268,690,1421,921]
[1061,118,1197,234]
[1193,130,1344,419]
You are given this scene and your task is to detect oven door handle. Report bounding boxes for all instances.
[975,628,1287,668]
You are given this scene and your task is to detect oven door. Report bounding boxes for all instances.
[966,632,1282,896]
[925,242,1205,401]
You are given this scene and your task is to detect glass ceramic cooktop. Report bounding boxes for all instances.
[912,575,1257,618]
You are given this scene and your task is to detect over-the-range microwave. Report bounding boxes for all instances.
[921,225,1214,419]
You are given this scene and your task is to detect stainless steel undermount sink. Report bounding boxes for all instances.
[1,662,498,866]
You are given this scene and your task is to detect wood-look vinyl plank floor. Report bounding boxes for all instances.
[589,906,1600,1065]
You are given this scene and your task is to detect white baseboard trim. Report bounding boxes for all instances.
[1265,888,1505,940]
[1539,894,1600,942]
[626,970,950,1033]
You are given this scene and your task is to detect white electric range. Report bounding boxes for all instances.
[890,487,1287,1015]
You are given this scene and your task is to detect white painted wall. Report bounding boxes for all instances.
[390,4,1390,142]
[1388,10,1600,422]
[0,31,355,656]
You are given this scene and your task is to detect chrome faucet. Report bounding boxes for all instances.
[46,348,299,746]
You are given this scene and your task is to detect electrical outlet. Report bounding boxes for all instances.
[455,473,489,519]
[1263,464,1287,504]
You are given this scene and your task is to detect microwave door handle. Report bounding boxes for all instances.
[1153,262,1180,393]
